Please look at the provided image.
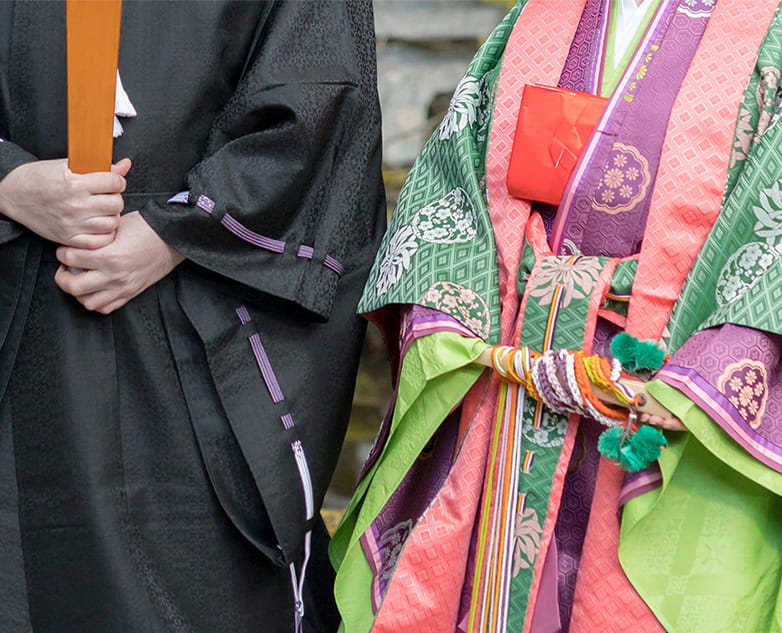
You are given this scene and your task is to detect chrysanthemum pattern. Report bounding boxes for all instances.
[422,281,491,339]
[715,181,782,306]
[375,225,419,297]
[718,360,769,429]
[528,256,604,309]
[715,242,777,306]
[752,181,782,248]
[592,143,651,215]
[411,187,478,244]
[522,411,568,447]
[438,74,483,141]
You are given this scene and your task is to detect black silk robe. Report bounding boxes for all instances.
[0,2,385,632]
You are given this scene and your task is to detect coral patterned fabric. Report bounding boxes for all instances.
[570,3,778,633]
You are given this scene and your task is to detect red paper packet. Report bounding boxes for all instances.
[507,84,608,206]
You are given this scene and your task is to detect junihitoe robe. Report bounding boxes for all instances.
[0,2,385,632]
[331,1,782,632]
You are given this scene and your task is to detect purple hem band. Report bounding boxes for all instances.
[281,413,296,430]
[359,526,385,614]
[399,306,477,357]
[235,306,251,325]
[197,194,216,214]
[168,191,344,276]
[657,365,782,471]
[236,306,298,431]
[324,256,345,275]
[248,333,285,404]
[221,213,286,253]
[618,468,662,507]
[298,245,314,259]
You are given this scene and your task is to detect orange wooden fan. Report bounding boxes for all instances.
[67,0,122,174]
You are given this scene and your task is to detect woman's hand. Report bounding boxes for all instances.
[639,412,687,431]
[0,157,131,249]
[54,211,185,314]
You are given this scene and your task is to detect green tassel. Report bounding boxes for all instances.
[618,443,648,472]
[610,333,666,373]
[632,342,666,372]
[609,332,638,370]
[597,424,667,471]
[597,426,624,462]
[628,425,668,467]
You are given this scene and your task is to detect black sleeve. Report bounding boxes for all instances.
[139,0,386,320]
[0,139,37,243]
[0,0,37,243]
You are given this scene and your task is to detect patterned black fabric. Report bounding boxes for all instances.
[0,2,385,632]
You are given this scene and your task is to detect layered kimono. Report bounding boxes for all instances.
[0,2,385,632]
[331,1,782,632]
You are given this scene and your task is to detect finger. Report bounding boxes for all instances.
[93,295,130,315]
[81,213,120,235]
[639,413,687,432]
[55,268,111,297]
[56,245,102,269]
[60,232,116,250]
[85,193,125,217]
[111,158,132,178]
[80,170,127,195]
[75,290,126,314]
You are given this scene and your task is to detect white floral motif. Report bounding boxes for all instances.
[375,225,420,297]
[715,180,782,307]
[422,281,491,339]
[753,181,782,247]
[715,242,778,307]
[523,411,568,447]
[438,74,483,141]
[738,243,764,268]
[512,507,542,577]
[528,257,604,308]
[412,187,478,244]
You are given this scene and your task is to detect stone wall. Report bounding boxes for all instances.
[375,0,507,167]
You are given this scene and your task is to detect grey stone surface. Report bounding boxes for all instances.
[375,0,506,166]
[378,43,476,166]
[375,0,506,42]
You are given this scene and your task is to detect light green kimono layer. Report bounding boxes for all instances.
[619,382,782,633]
[330,332,486,633]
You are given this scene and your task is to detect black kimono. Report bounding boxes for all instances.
[0,2,385,632]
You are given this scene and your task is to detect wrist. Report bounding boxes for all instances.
[0,141,38,220]
[0,178,19,222]
[168,246,185,269]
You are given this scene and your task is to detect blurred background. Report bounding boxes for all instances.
[323,0,510,527]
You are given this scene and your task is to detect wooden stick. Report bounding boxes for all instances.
[475,348,673,419]
[67,0,123,174]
